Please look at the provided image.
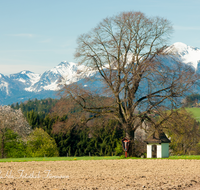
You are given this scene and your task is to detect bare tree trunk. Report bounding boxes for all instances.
[125,125,136,157]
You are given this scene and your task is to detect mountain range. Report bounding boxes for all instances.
[1,42,200,105]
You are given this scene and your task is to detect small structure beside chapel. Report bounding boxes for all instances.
[145,130,171,158]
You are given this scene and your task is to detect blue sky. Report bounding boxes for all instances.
[1,0,200,75]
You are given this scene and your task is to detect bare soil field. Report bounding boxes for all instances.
[0,159,200,190]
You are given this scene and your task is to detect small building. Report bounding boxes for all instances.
[145,130,171,158]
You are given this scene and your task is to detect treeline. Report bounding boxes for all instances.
[10,98,58,117]
[8,98,125,157]
[5,95,200,158]
[53,120,124,157]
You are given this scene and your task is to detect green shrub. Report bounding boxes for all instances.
[115,140,123,156]
[26,128,59,157]
[3,129,26,158]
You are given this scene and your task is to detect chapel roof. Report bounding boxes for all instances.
[145,130,171,144]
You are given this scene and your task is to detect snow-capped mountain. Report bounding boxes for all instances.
[0,61,96,105]
[0,42,200,105]
[25,61,95,92]
[166,42,200,70]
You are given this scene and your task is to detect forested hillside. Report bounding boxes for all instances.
[9,97,129,157]
[3,94,200,158]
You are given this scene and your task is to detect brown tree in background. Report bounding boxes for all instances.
[61,11,200,156]
[160,109,200,155]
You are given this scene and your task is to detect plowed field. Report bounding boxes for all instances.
[0,159,200,189]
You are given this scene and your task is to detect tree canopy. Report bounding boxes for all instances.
[61,11,200,155]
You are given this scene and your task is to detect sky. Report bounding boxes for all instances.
[1,0,200,75]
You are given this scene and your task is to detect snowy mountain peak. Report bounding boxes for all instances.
[20,70,32,75]
[9,70,38,78]
[171,42,188,53]
[168,42,200,69]
[57,61,78,69]
[8,70,40,85]
[24,61,93,92]
[48,61,78,77]
[58,61,70,66]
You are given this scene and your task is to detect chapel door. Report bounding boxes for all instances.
[152,145,157,158]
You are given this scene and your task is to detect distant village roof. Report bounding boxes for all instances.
[145,130,171,144]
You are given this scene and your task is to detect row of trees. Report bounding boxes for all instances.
[1,118,125,158]
[10,98,58,117]
[8,93,200,157]
[53,120,124,157]
[2,96,200,158]
[3,101,126,157]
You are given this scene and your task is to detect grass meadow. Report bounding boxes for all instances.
[0,155,200,162]
[186,107,200,122]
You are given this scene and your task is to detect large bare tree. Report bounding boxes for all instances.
[61,11,199,155]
